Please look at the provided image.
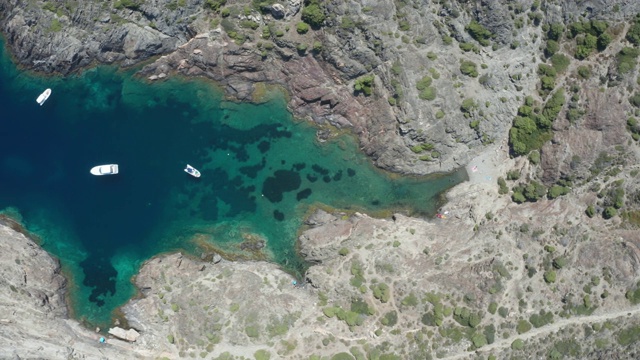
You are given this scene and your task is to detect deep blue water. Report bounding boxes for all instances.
[0,40,466,327]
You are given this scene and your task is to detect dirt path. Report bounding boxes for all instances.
[443,306,640,359]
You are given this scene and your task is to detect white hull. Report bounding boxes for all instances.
[184,164,201,178]
[90,164,119,176]
[36,88,51,106]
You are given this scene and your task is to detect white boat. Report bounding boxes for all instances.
[36,88,51,106]
[90,164,119,176]
[184,164,201,178]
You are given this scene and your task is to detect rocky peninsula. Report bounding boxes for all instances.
[2,0,640,358]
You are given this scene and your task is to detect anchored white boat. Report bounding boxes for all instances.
[36,88,51,106]
[184,164,201,178]
[90,164,119,176]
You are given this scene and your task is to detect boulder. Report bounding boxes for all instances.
[108,327,140,342]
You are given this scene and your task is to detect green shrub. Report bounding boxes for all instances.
[544,270,557,283]
[466,20,492,46]
[419,87,436,101]
[529,310,553,328]
[204,0,226,12]
[460,98,476,114]
[545,40,559,57]
[577,65,591,79]
[115,0,145,10]
[603,206,617,219]
[296,22,309,34]
[453,307,481,328]
[616,325,640,346]
[547,23,564,41]
[550,54,570,73]
[528,151,540,165]
[511,339,525,350]
[371,283,390,303]
[401,293,419,306]
[523,180,547,201]
[381,310,398,326]
[245,325,260,337]
[553,257,568,269]
[626,15,640,46]
[538,64,557,77]
[542,89,565,121]
[630,93,640,108]
[296,43,308,54]
[597,33,612,51]
[512,191,526,203]
[254,350,271,360]
[548,185,570,199]
[460,61,478,77]
[498,177,509,195]
[312,41,323,53]
[301,1,325,28]
[617,47,640,74]
[354,74,375,96]
[517,320,532,334]
[338,248,349,256]
[471,332,488,348]
[48,19,62,33]
[416,76,432,90]
[459,42,478,52]
[488,302,498,314]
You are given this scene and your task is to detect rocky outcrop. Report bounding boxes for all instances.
[0,219,145,359]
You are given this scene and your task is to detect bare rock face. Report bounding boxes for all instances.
[0,220,144,359]
[108,326,141,342]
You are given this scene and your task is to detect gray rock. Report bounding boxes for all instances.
[269,3,286,19]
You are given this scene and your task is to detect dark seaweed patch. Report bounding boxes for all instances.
[296,188,312,201]
[258,140,270,154]
[262,170,302,203]
[273,210,285,221]
[312,164,330,175]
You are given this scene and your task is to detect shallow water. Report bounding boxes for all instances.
[0,40,466,327]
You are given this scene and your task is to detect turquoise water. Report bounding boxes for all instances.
[0,40,466,327]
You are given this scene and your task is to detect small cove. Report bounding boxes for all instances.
[0,40,467,327]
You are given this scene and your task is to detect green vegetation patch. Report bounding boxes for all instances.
[115,0,145,11]
[460,61,478,77]
[626,14,640,46]
[204,0,226,12]
[508,90,560,157]
[370,283,390,303]
[529,310,553,328]
[617,47,640,75]
[465,20,492,46]
[354,74,375,96]
[301,0,325,28]
[453,307,481,328]
[617,325,640,346]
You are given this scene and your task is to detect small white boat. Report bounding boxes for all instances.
[90,164,119,176]
[184,164,201,178]
[36,88,51,106]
